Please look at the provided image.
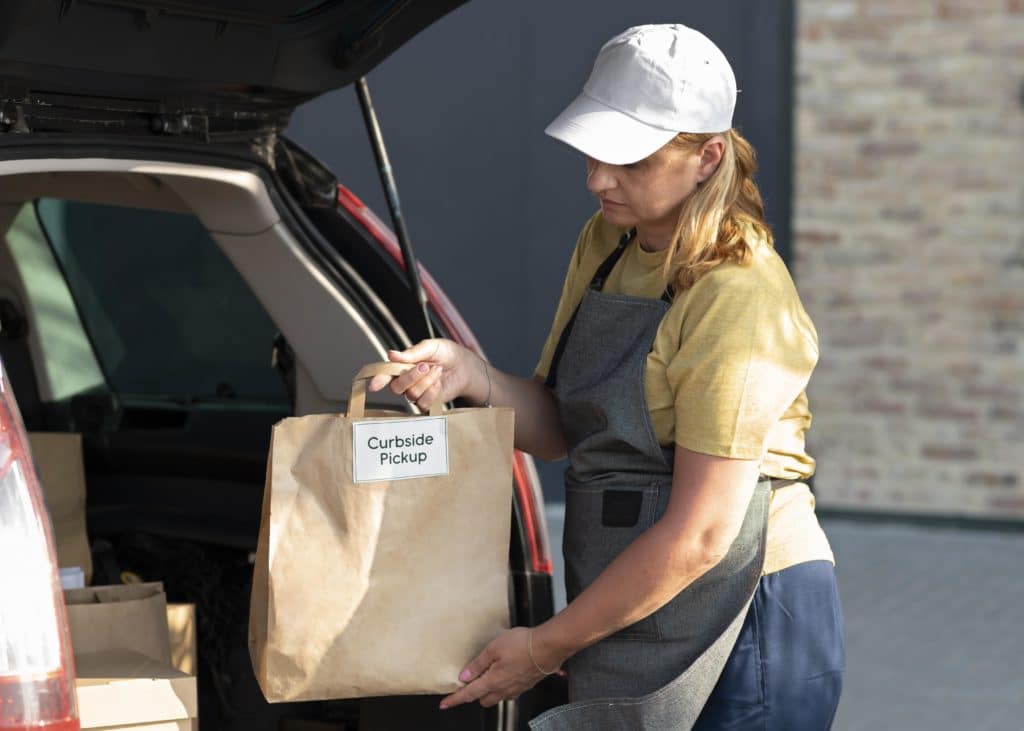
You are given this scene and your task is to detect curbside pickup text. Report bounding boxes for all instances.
[352,416,450,482]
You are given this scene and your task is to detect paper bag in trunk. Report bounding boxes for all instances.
[249,362,515,702]
[75,649,198,731]
[65,582,172,665]
[30,431,92,583]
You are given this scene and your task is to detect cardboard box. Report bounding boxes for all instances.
[65,582,172,665]
[75,650,197,730]
[166,603,197,675]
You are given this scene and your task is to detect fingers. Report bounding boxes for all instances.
[458,649,493,685]
[416,381,444,410]
[440,647,493,710]
[439,677,490,710]
[367,339,459,405]
[480,693,504,709]
[387,340,442,365]
[405,365,443,403]
[439,677,517,711]
[366,373,393,393]
[365,364,419,395]
[439,632,539,712]
[387,361,432,399]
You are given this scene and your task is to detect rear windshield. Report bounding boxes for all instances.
[36,199,288,403]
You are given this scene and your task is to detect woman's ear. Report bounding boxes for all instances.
[696,136,727,182]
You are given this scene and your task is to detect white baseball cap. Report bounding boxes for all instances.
[545,24,737,165]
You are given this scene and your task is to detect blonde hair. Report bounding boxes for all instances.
[663,128,773,292]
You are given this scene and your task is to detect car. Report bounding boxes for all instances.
[0,2,561,729]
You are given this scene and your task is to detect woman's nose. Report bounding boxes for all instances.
[586,159,616,194]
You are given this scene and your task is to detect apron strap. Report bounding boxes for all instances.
[545,229,633,389]
[589,228,635,291]
[546,229,676,389]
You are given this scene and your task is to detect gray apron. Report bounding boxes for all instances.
[529,230,772,731]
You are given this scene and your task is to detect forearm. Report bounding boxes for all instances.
[530,449,760,668]
[535,519,722,660]
[463,358,566,460]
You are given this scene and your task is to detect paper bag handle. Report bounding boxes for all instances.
[347,362,443,419]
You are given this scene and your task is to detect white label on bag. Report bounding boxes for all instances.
[352,416,450,483]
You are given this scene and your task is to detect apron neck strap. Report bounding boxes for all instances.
[588,228,635,292]
[590,229,675,303]
[546,229,677,390]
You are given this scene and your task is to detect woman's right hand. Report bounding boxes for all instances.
[367,339,485,411]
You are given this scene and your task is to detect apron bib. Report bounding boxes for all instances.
[529,231,771,731]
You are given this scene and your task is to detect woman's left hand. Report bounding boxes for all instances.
[439,627,556,710]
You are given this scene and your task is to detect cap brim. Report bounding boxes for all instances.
[544,93,679,165]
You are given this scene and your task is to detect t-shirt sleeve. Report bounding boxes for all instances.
[534,216,598,381]
[665,268,819,460]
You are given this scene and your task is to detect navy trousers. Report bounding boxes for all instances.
[693,560,846,730]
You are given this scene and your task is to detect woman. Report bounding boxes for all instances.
[369,24,844,730]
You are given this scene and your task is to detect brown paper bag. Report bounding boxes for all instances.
[75,649,198,730]
[65,583,172,665]
[29,431,92,582]
[249,362,514,703]
[166,604,197,675]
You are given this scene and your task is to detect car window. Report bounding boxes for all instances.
[3,202,105,403]
[36,199,288,403]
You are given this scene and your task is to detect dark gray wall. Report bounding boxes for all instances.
[286,0,794,499]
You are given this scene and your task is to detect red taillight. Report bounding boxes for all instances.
[337,184,553,575]
[0,366,79,731]
[512,451,553,575]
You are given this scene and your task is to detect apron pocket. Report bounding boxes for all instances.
[563,484,660,641]
[601,489,644,527]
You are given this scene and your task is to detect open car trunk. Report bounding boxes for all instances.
[0,147,415,541]
[0,142,534,730]
[0,0,469,137]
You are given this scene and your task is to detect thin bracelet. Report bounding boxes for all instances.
[481,356,493,408]
[527,629,557,676]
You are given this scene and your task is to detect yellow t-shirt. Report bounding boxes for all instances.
[536,213,833,573]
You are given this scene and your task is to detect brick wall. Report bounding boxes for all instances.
[794,0,1024,517]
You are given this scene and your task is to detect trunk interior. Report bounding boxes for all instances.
[0,144,510,730]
